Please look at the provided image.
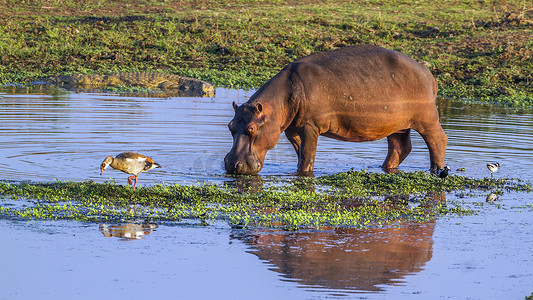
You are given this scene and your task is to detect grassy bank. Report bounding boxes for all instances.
[0,0,531,107]
[1,171,531,229]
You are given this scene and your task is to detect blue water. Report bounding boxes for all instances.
[0,86,532,299]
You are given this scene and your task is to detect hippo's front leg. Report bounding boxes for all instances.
[296,125,319,174]
[284,128,301,155]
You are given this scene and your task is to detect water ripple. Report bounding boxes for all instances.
[0,87,531,183]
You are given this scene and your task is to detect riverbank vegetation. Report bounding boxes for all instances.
[0,0,531,107]
[1,171,530,229]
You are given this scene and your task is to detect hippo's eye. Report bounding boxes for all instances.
[247,125,256,135]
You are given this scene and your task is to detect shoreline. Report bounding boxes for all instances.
[0,0,531,107]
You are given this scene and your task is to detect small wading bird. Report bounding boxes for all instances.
[100,152,161,190]
[487,162,500,179]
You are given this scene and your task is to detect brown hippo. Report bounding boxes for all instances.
[224,45,447,175]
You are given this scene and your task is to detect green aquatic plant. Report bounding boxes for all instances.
[318,169,532,196]
[0,171,530,229]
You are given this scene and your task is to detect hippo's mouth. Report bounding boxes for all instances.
[224,153,263,175]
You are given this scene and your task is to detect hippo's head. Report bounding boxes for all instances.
[224,101,281,175]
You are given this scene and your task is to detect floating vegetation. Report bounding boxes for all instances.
[0,171,531,230]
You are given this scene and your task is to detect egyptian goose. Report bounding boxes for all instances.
[100,152,161,190]
[486,162,500,178]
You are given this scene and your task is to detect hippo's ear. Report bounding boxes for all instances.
[232,101,238,112]
[256,103,263,114]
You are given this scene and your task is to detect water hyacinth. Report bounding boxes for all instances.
[0,171,530,229]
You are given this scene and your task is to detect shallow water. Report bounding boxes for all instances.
[1,86,532,182]
[0,86,532,299]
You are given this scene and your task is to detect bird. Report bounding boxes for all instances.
[486,162,500,179]
[100,152,161,190]
[437,166,450,178]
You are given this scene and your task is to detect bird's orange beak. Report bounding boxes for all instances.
[100,162,108,175]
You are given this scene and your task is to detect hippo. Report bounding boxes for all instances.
[224,45,447,175]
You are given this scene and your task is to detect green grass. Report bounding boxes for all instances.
[1,170,530,229]
[0,0,531,107]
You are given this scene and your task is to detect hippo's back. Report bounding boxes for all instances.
[292,45,437,106]
[285,45,439,142]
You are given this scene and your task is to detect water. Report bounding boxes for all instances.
[0,86,532,299]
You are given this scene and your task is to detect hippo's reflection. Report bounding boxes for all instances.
[238,221,435,291]
[225,175,265,193]
[225,175,317,194]
[99,223,157,240]
[234,192,445,292]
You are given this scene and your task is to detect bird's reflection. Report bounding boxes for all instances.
[486,192,499,202]
[99,223,157,240]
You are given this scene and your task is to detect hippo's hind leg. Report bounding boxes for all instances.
[415,122,448,173]
[383,129,412,172]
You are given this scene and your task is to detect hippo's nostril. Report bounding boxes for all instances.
[234,161,246,174]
